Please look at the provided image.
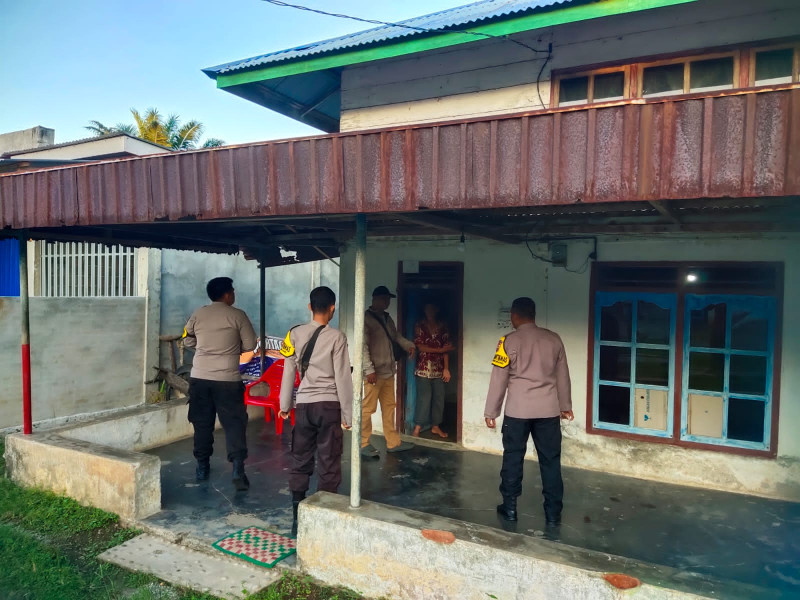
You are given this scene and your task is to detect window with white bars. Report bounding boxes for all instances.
[38,242,139,297]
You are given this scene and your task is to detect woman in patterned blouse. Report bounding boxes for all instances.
[412,302,455,438]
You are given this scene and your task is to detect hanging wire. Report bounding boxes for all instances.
[262,0,551,55]
[262,0,554,108]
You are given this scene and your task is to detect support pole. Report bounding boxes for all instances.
[350,214,367,508]
[259,262,266,373]
[19,235,32,435]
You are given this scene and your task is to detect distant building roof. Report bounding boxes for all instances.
[1,132,170,158]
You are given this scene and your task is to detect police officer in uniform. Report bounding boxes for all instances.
[183,277,257,491]
[278,286,353,530]
[484,297,573,526]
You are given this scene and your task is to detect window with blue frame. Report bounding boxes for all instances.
[594,292,676,438]
[591,263,781,454]
[682,295,775,450]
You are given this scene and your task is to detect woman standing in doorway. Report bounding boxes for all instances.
[413,302,454,438]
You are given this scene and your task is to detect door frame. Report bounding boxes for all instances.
[395,261,464,443]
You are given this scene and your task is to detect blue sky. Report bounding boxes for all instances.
[0,0,467,146]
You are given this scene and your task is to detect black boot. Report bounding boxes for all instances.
[232,459,249,492]
[544,503,562,526]
[496,497,518,521]
[195,459,210,481]
[545,513,562,527]
[291,492,305,537]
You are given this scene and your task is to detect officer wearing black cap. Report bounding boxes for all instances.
[361,285,416,457]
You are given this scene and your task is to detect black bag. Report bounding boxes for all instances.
[367,311,405,361]
[299,325,326,380]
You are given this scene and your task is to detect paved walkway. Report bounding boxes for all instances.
[145,421,800,598]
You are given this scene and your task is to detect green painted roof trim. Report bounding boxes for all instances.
[216,0,697,89]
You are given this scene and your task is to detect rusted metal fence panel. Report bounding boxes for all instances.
[1,88,797,230]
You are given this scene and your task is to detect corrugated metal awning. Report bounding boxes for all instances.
[1,88,798,262]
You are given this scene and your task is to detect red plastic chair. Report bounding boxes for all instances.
[244,359,300,435]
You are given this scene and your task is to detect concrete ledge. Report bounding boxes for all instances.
[297,493,766,600]
[61,398,193,452]
[4,432,160,520]
[2,398,202,521]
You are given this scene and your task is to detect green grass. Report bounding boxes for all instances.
[248,572,364,600]
[0,437,367,600]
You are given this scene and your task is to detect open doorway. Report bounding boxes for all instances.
[397,262,463,444]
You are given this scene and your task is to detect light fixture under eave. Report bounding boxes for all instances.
[686,273,698,283]
[458,233,466,253]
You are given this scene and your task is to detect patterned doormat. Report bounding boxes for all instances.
[212,527,296,568]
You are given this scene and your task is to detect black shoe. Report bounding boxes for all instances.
[496,499,518,522]
[195,459,210,481]
[232,459,249,492]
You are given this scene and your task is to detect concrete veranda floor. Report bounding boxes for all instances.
[145,420,800,599]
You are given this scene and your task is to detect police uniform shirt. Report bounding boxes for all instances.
[279,321,354,426]
[484,323,572,420]
[183,302,257,382]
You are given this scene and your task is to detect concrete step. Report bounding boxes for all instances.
[133,518,299,571]
[99,533,280,599]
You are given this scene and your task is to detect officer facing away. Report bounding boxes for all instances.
[183,277,257,491]
[278,286,353,529]
[484,297,573,526]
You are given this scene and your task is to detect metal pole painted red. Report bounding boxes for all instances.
[19,235,32,434]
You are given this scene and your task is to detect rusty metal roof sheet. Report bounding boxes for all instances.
[1,88,798,231]
[204,0,577,75]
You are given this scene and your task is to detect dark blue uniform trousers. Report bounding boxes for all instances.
[500,415,564,520]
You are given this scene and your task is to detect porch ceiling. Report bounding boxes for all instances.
[1,88,798,264]
[10,196,798,267]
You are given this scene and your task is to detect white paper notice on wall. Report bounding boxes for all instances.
[402,260,419,274]
[497,306,511,330]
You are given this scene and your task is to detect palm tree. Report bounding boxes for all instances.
[84,120,135,136]
[85,108,224,150]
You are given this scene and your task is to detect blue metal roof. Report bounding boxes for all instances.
[204,0,577,75]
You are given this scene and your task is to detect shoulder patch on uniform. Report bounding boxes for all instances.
[491,336,510,368]
[280,330,295,357]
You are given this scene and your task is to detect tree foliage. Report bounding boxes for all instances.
[85,108,223,150]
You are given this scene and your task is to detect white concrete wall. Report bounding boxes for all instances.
[159,250,339,344]
[340,0,800,131]
[0,297,146,430]
[0,126,54,153]
[338,234,800,500]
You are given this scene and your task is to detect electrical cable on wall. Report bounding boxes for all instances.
[525,238,597,275]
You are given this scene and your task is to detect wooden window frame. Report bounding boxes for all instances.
[586,261,783,459]
[749,42,800,87]
[638,50,740,98]
[552,66,630,107]
[550,39,800,108]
